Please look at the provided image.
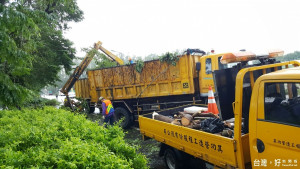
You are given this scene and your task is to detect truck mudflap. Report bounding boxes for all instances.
[139,116,238,168]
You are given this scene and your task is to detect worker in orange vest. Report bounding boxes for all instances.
[99,96,115,126]
[129,57,133,64]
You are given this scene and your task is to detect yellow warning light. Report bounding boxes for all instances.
[220,52,256,64]
[221,50,284,64]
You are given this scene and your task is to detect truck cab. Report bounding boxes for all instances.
[199,54,236,97]
[249,67,300,168]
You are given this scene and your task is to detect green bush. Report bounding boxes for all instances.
[21,97,60,109]
[0,107,148,168]
[44,99,60,106]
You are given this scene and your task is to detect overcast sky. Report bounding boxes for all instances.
[64,0,300,58]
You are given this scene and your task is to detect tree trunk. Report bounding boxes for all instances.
[181,114,193,126]
[192,112,217,118]
[192,119,201,124]
[177,111,185,118]
[171,119,181,126]
[180,111,195,116]
[154,114,174,123]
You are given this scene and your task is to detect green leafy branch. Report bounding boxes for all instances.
[135,59,144,73]
[159,52,179,66]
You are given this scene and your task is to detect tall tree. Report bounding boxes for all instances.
[0,0,83,108]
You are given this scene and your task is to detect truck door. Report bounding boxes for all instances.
[199,57,215,96]
[252,81,300,168]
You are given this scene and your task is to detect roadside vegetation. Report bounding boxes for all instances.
[0,107,148,168]
[124,128,164,169]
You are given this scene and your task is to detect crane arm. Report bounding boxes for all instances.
[60,41,125,111]
[98,44,124,65]
[60,41,102,96]
[61,41,125,96]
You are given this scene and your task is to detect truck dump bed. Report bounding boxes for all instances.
[139,104,250,168]
[81,54,202,101]
[74,78,90,99]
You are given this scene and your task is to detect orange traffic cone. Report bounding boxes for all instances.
[208,86,219,115]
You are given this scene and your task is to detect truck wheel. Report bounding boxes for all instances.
[88,106,95,114]
[188,156,206,169]
[114,107,131,128]
[85,100,94,114]
[164,149,182,169]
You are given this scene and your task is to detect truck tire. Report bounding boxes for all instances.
[86,100,95,114]
[114,107,131,128]
[164,148,183,169]
[88,106,95,114]
[188,156,206,169]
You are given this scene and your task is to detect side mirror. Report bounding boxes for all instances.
[196,62,201,71]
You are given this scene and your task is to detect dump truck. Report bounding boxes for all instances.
[74,47,235,128]
[138,51,300,169]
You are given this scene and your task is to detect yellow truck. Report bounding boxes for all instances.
[139,58,300,169]
[75,47,233,128]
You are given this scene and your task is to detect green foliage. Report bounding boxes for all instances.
[22,97,60,109]
[22,0,83,30]
[82,48,118,69]
[276,51,300,62]
[159,52,179,66]
[0,0,83,108]
[135,59,145,73]
[44,98,60,106]
[0,107,148,168]
[22,0,79,90]
[0,2,39,108]
[71,97,91,113]
[94,53,118,69]
[25,32,76,90]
